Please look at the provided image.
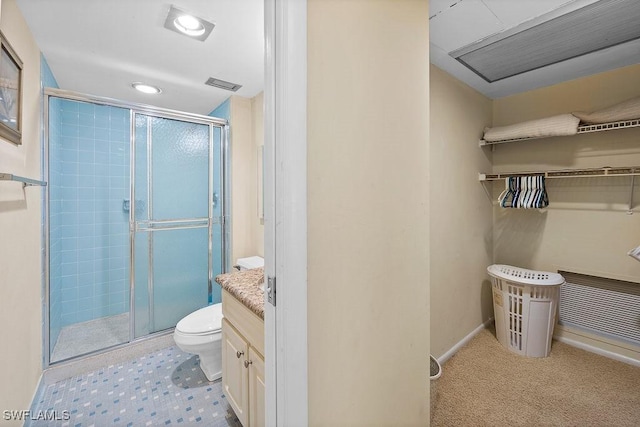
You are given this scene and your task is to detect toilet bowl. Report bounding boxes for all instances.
[173,303,223,382]
[174,256,264,382]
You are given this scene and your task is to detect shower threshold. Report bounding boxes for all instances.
[51,313,129,363]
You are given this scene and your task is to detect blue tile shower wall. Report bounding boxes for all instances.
[41,55,59,89]
[210,98,230,121]
[48,99,131,340]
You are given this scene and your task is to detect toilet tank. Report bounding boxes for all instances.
[236,256,264,271]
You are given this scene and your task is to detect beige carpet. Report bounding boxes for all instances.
[431,328,640,426]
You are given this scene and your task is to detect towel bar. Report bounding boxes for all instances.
[0,173,47,188]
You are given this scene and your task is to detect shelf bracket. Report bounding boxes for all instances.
[628,171,635,215]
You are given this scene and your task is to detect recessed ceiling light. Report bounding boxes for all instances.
[132,82,162,94]
[174,15,205,37]
[163,5,215,42]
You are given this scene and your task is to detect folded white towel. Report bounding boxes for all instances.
[483,113,580,142]
[573,96,640,124]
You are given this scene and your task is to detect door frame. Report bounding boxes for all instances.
[264,0,308,425]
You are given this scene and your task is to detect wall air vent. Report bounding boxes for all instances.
[558,271,640,347]
[451,0,640,83]
[205,77,242,92]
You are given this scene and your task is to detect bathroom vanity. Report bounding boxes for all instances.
[216,268,265,427]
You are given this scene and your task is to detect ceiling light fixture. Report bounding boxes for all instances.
[164,5,215,42]
[132,82,162,94]
[174,14,205,37]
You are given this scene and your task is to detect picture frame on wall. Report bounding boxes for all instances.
[0,31,23,146]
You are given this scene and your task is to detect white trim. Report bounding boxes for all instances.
[263,0,276,424]
[554,335,640,367]
[264,0,308,425]
[554,324,640,367]
[437,318,494,365]
[436,318,640,368]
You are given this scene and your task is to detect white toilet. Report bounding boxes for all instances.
[173,303,224,381]
[173,256,264,382]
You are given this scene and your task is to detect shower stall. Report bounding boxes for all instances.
[44,88,230,365]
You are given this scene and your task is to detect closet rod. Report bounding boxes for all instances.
[0,173,48,187]
[479,166,640,182]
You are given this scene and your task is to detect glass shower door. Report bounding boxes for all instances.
[132,114,218,337]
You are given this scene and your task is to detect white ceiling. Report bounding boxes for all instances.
[14,0,640,113]
[15,0,264,115]
[430,0,640,99]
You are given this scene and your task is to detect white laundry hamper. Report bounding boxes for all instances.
[430,355,441,418]
[487,264,565,357]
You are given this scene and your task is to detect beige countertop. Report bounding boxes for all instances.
[215,267,265,319]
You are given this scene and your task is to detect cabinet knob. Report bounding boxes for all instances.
[236,350,244,359]
[244,360,253,368]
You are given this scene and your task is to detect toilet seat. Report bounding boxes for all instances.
[173,302,224,381]
[175,304,223,335]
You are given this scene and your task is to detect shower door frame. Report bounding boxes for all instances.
[43,88,231,367]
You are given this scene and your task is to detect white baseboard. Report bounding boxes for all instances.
[437,318,494,365]
[555,335,640,367]
[434,318,640,368]
[554,325,640,367]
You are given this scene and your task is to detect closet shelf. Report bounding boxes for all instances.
[479,118,640,146]
[479,166,640,182]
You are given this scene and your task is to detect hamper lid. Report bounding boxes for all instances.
[487,264,565,286]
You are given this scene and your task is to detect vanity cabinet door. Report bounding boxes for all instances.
[222,318,249,426]
[248,348,265,427]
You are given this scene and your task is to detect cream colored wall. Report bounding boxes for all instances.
[429,65,494,358]
[307,1,429,425]
[492,65,640,282]
[230,93,264,264]
[251,92,264,257]
[0,0,43,420]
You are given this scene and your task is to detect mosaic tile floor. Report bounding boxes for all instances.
[51,314,129,363]
[29,346,242,427]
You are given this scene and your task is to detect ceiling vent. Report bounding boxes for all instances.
[451,0,640,83]
[205,77,243,92]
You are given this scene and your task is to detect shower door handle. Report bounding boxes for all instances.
[123,199,145,214]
